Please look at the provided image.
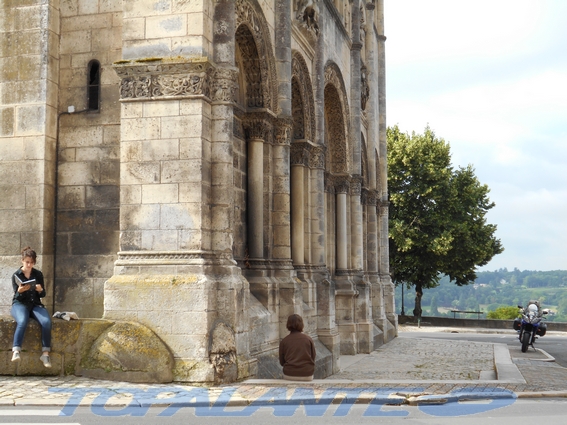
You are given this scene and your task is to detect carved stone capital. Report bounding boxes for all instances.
[309,145,325,169]
[242,113,272,141]
[290,142,310,166]
[335,176,350,194]
[274,117,293,145]
[350,175,362,195]
[367,190,378,206]
[211,67,238,103]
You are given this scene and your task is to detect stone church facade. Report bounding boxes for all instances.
[0,0,396,383]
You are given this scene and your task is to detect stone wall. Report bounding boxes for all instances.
[0,0,60,313]
[54,0,123,318]
[1,0,397,384]
[0,316,173,383]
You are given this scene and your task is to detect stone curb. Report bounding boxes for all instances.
[3,391,564,408]
[516,391,567,398]
[535,348,555,362]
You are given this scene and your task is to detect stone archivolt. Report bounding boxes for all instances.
[292,52,316,142]
[324,62,351,175]
[235,0,278,113]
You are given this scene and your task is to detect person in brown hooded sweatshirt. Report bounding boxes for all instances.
[279,314,316,381]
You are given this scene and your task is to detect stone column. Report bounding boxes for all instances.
[376,0,397,339]
[272,120,293,261]
[336,182,349,271]
[273,119,301,344]
[350,176,364,271]
[290,143,308,266]
[309,146,326,266]
[365,1,386,345]
[380,199,397,339]
[248,137,264,259]
[349,1,364,274]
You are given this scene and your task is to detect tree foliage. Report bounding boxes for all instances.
[486,306,520,320]
[395,270,567,320]
[388,126,504,318]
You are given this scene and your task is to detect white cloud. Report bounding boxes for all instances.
[386,0,567,271]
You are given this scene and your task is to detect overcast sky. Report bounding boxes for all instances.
[384,0,567,272]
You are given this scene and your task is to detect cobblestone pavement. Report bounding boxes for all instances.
[329,337,494,380]
[1,327,566,407]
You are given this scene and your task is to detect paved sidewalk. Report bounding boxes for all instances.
[1,326,566,408]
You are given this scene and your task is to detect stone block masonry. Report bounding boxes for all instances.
[0,0,396,384]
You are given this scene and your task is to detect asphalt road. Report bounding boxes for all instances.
[2,399,567,424]
[402,330,567,367]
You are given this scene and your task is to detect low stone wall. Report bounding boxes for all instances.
[0,316,173,383]
[398,315,567,332]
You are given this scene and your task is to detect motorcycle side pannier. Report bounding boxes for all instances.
[537,322,547,336]
[513,318,521,331]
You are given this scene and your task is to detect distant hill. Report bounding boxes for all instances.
[395,269,567,321]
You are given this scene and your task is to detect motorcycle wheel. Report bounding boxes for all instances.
[521,331,530,352]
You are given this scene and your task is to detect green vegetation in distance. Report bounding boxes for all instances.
[395,269,567,321]
[486,306,520,320]
[388,126,503,319]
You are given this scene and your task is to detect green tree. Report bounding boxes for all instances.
[388,126,504,319]
[487,306,520,320]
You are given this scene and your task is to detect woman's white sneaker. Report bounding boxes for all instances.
[40,354,52,368]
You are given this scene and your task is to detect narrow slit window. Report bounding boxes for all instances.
[87,60,101,111]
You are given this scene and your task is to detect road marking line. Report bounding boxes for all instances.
[0,410,63,416]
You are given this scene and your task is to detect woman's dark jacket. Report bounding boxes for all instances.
[12,268,46,309]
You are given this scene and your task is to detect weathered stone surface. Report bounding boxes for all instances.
[81,321,174,383]
[0,0,395,384]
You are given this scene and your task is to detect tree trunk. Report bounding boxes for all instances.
[413,282,423,319]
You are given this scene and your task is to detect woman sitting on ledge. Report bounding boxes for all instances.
[11,246,52,368]
[279,314,316,381]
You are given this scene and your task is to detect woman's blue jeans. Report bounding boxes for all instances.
[11,303,52,352]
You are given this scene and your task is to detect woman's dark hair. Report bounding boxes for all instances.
[286,314,304,332]
[21,246,37,263]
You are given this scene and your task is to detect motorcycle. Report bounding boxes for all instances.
[513,301,548,353]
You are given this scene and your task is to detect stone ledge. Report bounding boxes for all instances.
[0,316,173,383]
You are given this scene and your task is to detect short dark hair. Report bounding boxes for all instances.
[21,246,37,263]
[286,314,304,332]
